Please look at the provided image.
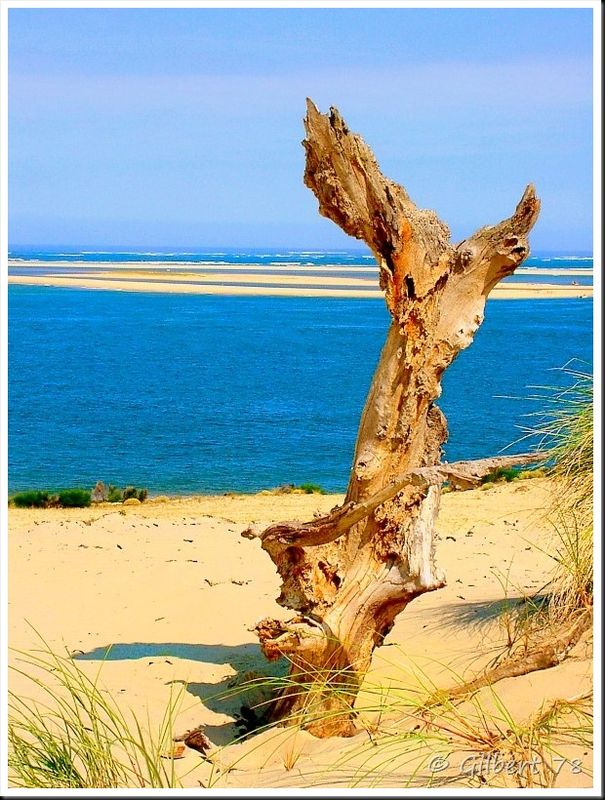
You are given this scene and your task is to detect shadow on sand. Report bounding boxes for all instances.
[74,641,263,667]
[435,593,550,630]
[74,641,287,745]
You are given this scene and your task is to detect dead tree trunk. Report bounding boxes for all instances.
[247,100,541,738]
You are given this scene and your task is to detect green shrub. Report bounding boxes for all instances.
[107,485,123,503]
[11,491,51,509]
[269,483,327,495]
[57,489,91,508]
[517,467,547,480]
[122,486,148,502]
[298,483,326,494]
[482,466,521,484]
[10,484,147,509]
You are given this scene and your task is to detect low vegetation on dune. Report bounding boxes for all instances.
[219,660,592,789]
[443,465,547,493]
[499,369,593,630]
[8,631,593,789]
[10,490,53,509]
[10,488,92,509]
[92,481,148,503]
[9,481,149,508]
[481,465,547,485]
[263,482,327,495]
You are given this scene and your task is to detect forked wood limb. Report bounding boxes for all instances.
[243,451,548,549]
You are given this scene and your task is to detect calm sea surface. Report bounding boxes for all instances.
[8,276,593,494]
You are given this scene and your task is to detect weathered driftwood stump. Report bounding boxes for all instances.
[244,100,541,737]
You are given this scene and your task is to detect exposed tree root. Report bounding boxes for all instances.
[427,609,592,707]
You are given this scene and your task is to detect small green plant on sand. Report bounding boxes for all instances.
[106,485,148,503]
[125,486,148,502]
[478,466,546,486]
[517,467,547,480]
[107,484,123,503]
[269,483,326,495]
[297,483,326,494]
[481,466,521,483]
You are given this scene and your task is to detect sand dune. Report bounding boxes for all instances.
[8,480,593,789]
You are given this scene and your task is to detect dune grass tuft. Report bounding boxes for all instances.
[518,365,593,627]
[8,635,188,789]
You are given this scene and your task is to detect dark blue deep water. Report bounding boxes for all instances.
[8,286,592,494]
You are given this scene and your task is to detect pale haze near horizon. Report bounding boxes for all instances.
[8,7,593,252]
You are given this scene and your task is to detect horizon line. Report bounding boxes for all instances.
[7,244,595,256]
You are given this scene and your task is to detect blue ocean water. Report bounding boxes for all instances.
[8,283,593,495]
[8,246,379,267]
[8,245,594,266]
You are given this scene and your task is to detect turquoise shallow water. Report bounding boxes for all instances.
[8,286,592,494]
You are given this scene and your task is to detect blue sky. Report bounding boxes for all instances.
[8,7,593,251]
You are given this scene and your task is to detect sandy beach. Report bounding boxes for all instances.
[7,271,594,300]
[8,480,593,789]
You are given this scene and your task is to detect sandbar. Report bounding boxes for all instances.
[7,273,594,299]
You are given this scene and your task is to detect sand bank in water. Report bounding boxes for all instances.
[8,273,593,299]
[8,480,592,789]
